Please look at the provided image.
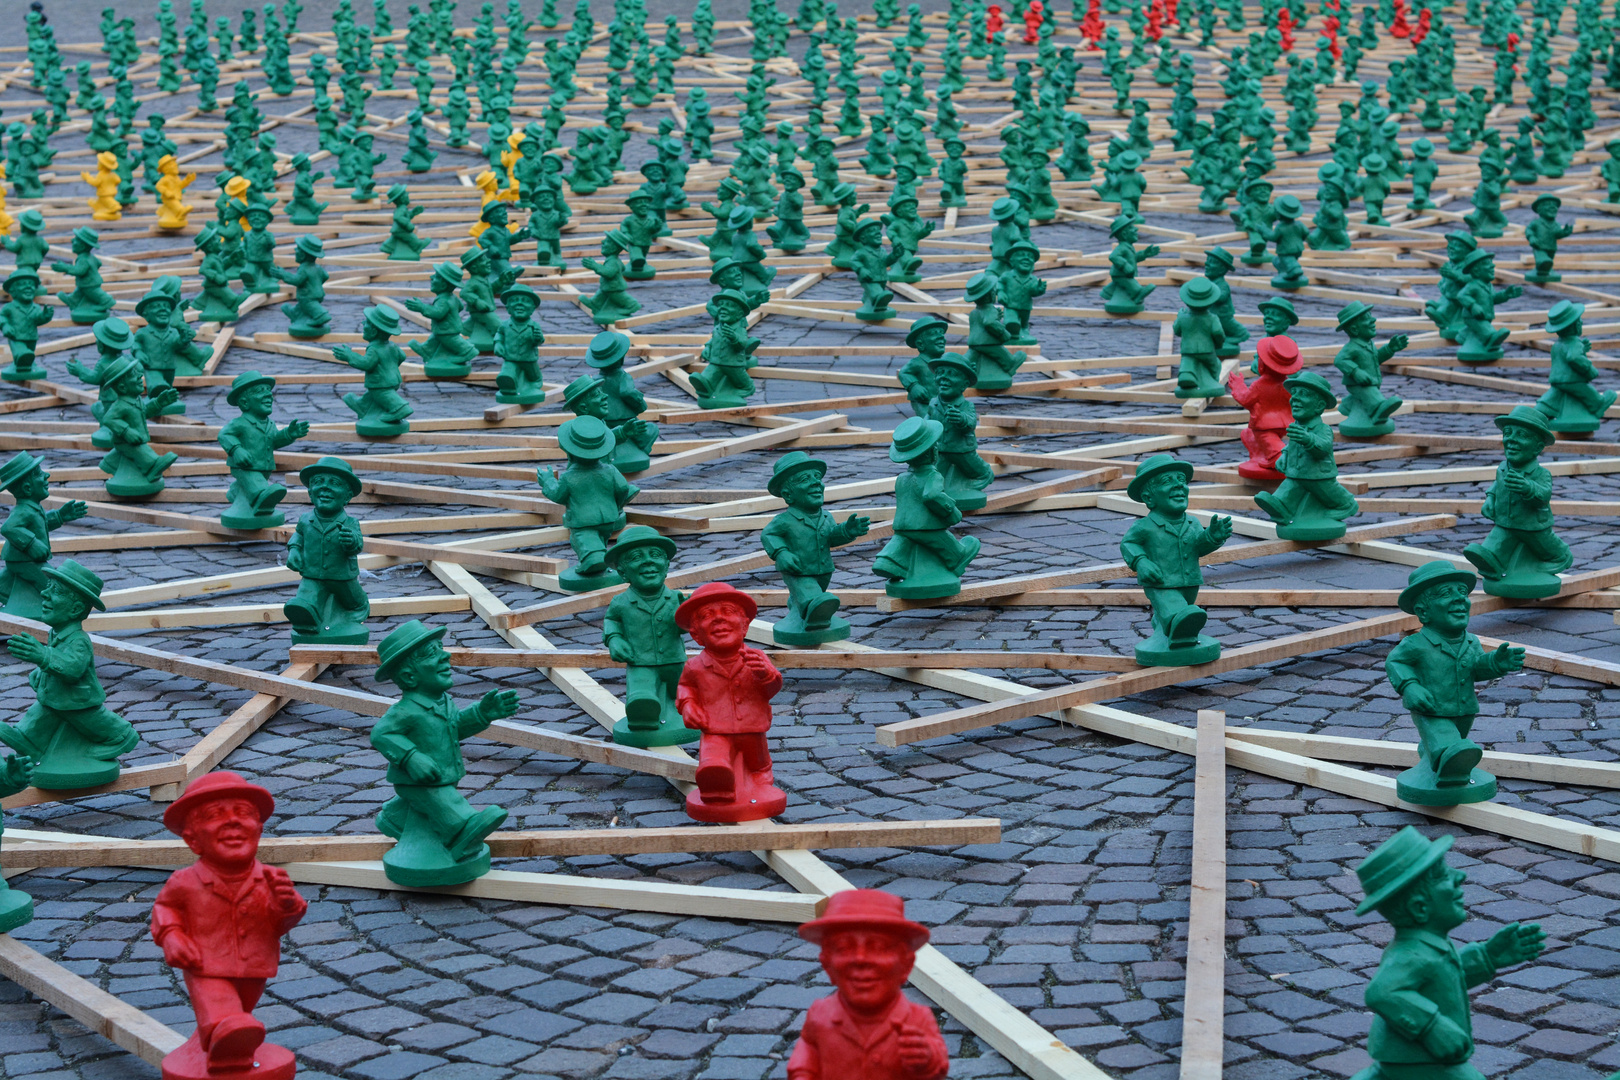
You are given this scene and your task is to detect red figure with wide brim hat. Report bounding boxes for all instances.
[674,582,787,821]
[152,772,306,1080]
[1228,335,1303,480]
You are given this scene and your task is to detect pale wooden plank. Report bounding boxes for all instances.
[1180,710,1228,1080]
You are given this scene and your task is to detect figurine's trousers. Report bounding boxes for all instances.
[625,663,682,726]
[227,468,284,512]
[939,449,994,489]
[1410,710,1474,768]
[6,341,38,368]
[898,529,971,571]
[11,702,134,757]
[569,522,622,565]
[1479,524,1571,573]
[1272,477,1358,519]
[391,782,479,842]
[696,731,770,795]
[1145,586,1202,640]
[782,572,834,622]
[691,363,753,399]
[183,974,265,1048]
[1545,380,1606,412]
[289,576,369,623]
[0,559,46,599]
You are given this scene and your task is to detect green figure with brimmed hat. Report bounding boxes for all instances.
[1335,301,1409,439]
[494,282,546,405]
[850,218,901,323]
[1202,247,1246,360]
[766,167,810,253]
[691,289,760,409]
[929,351,993,511]
[762,451,872,646]
[336,304,413,437]
[986,197,1025,280]
[1173,276,1226,399]
[379,184,430,261]
[997,240,1046,347]
[1408,138,1438,211]
[1350,826,1545,1080]
[0,270,52,382]
[1268,194,1310,291]
[828,183,870,271]
[458,246,500,354]
[132,277,203,412]
[602,525,697,747]
[93,324,181,500]
[964,271,1026,392]
[1425,232,1479,343]
[872,417,981,599]
[580,230,642,326]
[406,261,477,379]
[218,372,308,530]
[563,332,658,475]
[239,201,280,294]
[900,314,946,419]
[51,227,114,325]
[540,416,638,591]
[1525,193,1573,284]
[1,558,139,790]
[192,223,247,324]
[370,619,520,886]
[1253,370,1360,540]
[0,209,49,275]
[286,153,329,226]
[1461,406,1572,599]
[284,456,369,643]
[1101,214,1159,316]
[729,204,777,304]
[0,453,86,620]
[475,200,529,292]
[1455,249,1520,365]
[1536,300,1615,435]
[1386,562,1526,804]
[1360,152,1392,224]
[1120,454,1234,666]
[272,234,332,340]
[620,190,662,281]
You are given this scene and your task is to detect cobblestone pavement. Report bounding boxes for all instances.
[4,2,1620,1080]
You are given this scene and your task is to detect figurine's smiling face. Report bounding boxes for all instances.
[506,293,538,320]
[1261,310,1291,336]
[1142,470,1189,516]
[1500,424,1545,467]
[39,576,90,630]
[1009,248,1036,273]
[822,929,912,1016]
[933,364,970,399]
[183,796,263,870]
[8,280,36,303]
[397,638,455,696]
[1415,580,1472,635]
[618,545,670,594]
[781,468,825,512]
[144,298,175,326]
[307,472,352,513]
[691,600,748,651]
[239,382,275,418]
[1289,387,1326,420]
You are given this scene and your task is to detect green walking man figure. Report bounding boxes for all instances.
[1253,370,1360,540]
[1173,277,1226,399]
[406,262,477,379]
[336,305,412,437]
[0,453,86,620]
[899,314,945,418]
[284,456,370,644]
[0,270,53,383]
[1100,214,1158,315]
[1524,193,1573,284]
[1535,300,1615,435]
[1334,301,1409,439]
[1462,406,1572,600]
[761,452,871,646]
[540,416,638,592]
[218,371,308,530]
[603,525,697,748]
[872,417,980,599]
[371,619,519,886]
[1120,455,1233,667]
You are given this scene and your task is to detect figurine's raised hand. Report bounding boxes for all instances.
[1134,558,1165,587]
[160,929,202,970]
[266,866,305,916]
[1486,920,1546,967]
[742,651,775,682]
[1142,244,1161,260]
[1492,641,1526,674]
[478,688,521,721]
[898,1023,939,1075]
[404,297,427,314]
[1387,333,1409,353]
[1207,515,1233,545]
[1420,1014,1472,1061]
[151,386,181,410]
[846,513,871,538]
[0,753,33,792]
[6,633,45,666]
[60,500,88,523]
[285,419,311,439]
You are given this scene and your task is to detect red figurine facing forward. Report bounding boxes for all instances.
[1080,0,1104,46]
[986,3,1004,36]
[1228,335,1303,481]
[152,773,307,1080]
[675,582,788,821]
[1390,0,1411,37]
[1410,6,1431,43]
[787,890,950,1080]
[1022,0,1043,43]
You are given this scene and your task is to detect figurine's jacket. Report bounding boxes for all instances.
[677,648,781,733]
[761,506,855,577]
[1365,927,1492,1065]
[786,993,950,1080]
[31,624,104,710]
[151,860,307,978]
[291,513,361,581]
[1277,416,1336,479]
[372,693,486,786]
[1385,628,1493,720]
[1120,511,1220,588]
[1482,462,1553,529]
[603,587,686,667]
[219,415,279,472]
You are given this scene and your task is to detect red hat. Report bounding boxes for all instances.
[1256,335,1303,376]
[163,771,275,836]
[799,889,931,949]
[674,581,758,632]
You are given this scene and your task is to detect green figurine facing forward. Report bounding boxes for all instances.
[872,417,980,599]
[0,453,86,620]
[1462,406,1571,599]
[284,456,369,644]
[371,619,519,886]
[1120,455,1233,666]
[336,305,412,437]
[0,559,139,789]
[0,270,53,383]
[0,750,34,931]
[540,416,637,592]
[219,371,308,530]
[762,452,871,646]
[1334,301,1408,439]
[1536,301,1615,435]
[1253,371,1359,541]
[1351,826,1545,1080]
[1386,561,1525,805]
[603,525,697,748]
[96,341,181,500]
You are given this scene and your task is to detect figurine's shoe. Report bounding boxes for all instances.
[951,535,981,575]
[695,764,735,802]
[1252,489,1290,524]
[206,1015,266,1070]
[1373,396,1404,424]
[805,593,842,629]
[1436,739,1485,785]
[623,696,661,732]
[448,805,508,862]
[1462,543,1505,580]
[0,884,33,934]
[1167,605,1208,643]
[0,723,44,759]
[282,598,319,632]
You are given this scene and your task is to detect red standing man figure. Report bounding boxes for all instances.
[1228,335,1304,481]
[788,890,951,1080]
[986,3,1004,36]
[152,772,307,1080]
[675,582,788,821]
[1022,0,1043,43]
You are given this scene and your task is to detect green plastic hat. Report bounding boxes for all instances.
[1336,301,1375,331]
[1355,826,1454,915]
[1108,214,1139,238]
[1546,299,1585,334]
[3,270,39,294]
[296,233,325,259]
[1258,295,1298,326]
[1178,277,1218,307]
[431,261,463,291]
[72,227,101,249]
[376,619,449,683]
[1283,369,1336,409]
[299,455,362,495]
[1205,246,1235,270]
[888,415,944,463]
[605,523,676,568]
[1126,454,1193,503]
[17,209,43,231]
[711,288,751,313]
[1495,404,1554,444]
[42,558,107,612]
[363,305,401,336]
[767,450,828,498]
[480,200,509,223]
[0,452,44,492]
[1412,138,1434,157]
[1458,248,1495,273]
[500,282,539,306]
[964,271,999,302]
[386,183,410,204]
[905,313,949,349]
[727,204,757,228]
[460,246,489,268]
[227,370,276,407]
[557,415,616,459]
[708,256,741,285]
[135,285,178,318]
[93,316,134,352]
[244,202,274,220]
[1531,193,1562,214]
[587,330,631,369]
[562,375,603,409]
[1273,194,1303,220]
[929,351,978,379]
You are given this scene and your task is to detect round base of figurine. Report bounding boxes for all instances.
[1274,520,1348,541]
[1,366,42,384]
[612,447,651,475]
[950,491,988,512]
[383,842,492,887]
[1523,272,1562,284]
[772,614,851,647]
[685,785,787,822]
[1103,300,1147,315]
[1236,462,1284,482]
[287,325,332,340]
[0,887,33,933]
[974,372,1014,392]
[624,267,658,281]
[289,626,371,645]
[1396,765,1497,807]
[1270,273,1309,291]
[696,395,750,410]
[559,567,623,593]
[29,758,122,790]
[494,390,546,405]
[1174,385,1224,399]
[220,510,286,531]
[612,717,701,748]
[1479,572,1563,599]
[854,306,897,323]
[884,577,962,599]
[423,360,473,379]
[1134,635,1221,668]
[162,1034,295,1080]
[105,475,166,500]
[355,417,411,438]
[1338,418,1397,439]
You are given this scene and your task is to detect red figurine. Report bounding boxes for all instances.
[1146,0,1165,40]
[1390,0,1411,38]
[151,773,307,1080]
[787,890,950,1080]
[1227,335,1303,482]
[1410,6,1431,43]
[1080,0,1105,46]
[1022,0,1043,43]
[675,582,787,822]
[1165,0,1179,24]
[1276,7,1295,49]
[1324,16,1343,58]
[986,3,1004,36]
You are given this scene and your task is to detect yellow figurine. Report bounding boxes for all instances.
[82,151,122,222]
[0,162,13,235]
[500,130,523,202]
[154,155,196,231]
[470,170,500,236]
[225,174,253,227]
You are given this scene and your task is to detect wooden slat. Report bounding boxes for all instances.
[289,644,1140,672]
[1180,710,1227,1080]
[0,936,185,1066]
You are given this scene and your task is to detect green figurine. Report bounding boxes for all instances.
[1101,214,1159,315]
[0,453,86,620]
[133,278,208,401]
[380,184,430,260]
[494,283,546,405]
[899,314,944,418]
[459,247,499,354]
[872,417,980,599]
[1268,195,1310,291]
[539,416,637,592]
[1173,277,1226,399]
[96,338,180,500]
[1536,301,1614,435]
[563,331,657,475]
[0,271,53,382]
[1253,371,1359,540]
[284,456,369,643]
[929,352,993,511]
[1408,138,1438,211]
[1121,455,1234,666]
[762,453,870,646]
[1455,249,1520,364]
[1334,302,1409,438]
[580,230,641,326]
[0,748,34,929]
[371,619,518,886]
[407,262,476,379]
[239,203,279,295]
[52,228,115,325]
[602,526,696,747]
[1524,194,1573,284]
[192,224,247,324]
[336,305,412,437]
[1462,159,1508,239]
[0,559,138,789]
[1386,561,1527,804]
[850,219,899,322]
[402,110,438,173]
[997,240,1045,346]
[286,154,329,225]
[690,290,759,409]
[274,234,332,340]
[964,272,1026,391]
[1462,406,1571,599]
[1350,826,1546,1077]
[1203,247,1246,359]
[0,209,49,274]
[219,371,308,530]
